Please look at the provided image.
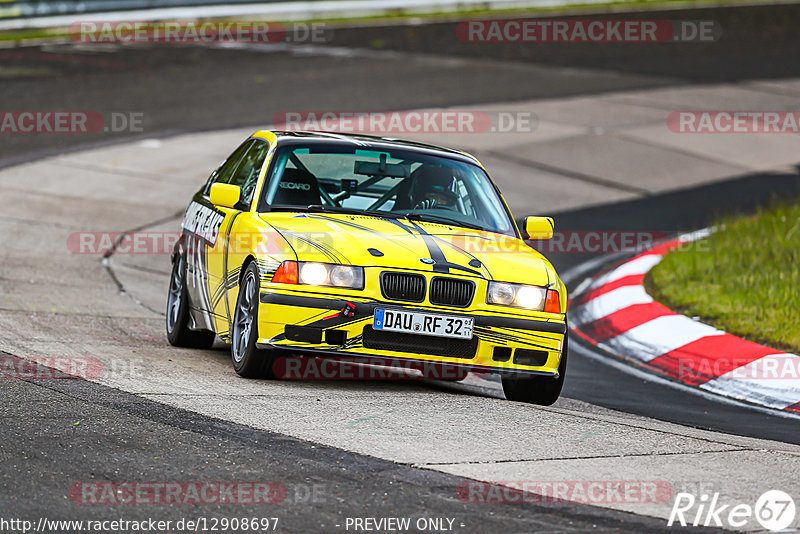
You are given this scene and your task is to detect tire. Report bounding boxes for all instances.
[166,253,215,349]
[502,334,568,405]
[231,262,278,378]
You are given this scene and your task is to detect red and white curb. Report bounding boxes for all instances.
[569,229,800,415]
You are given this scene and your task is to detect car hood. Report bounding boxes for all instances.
[260,212,554,285]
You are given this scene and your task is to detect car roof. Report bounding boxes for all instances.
[251,130,482,167]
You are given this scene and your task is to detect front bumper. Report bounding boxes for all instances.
[255,291,566,376]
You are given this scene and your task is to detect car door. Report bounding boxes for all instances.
[215,139,272,333]
[183,140,254,332]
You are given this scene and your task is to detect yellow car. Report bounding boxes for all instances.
[166,131,567,405]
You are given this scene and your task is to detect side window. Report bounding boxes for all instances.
[204,140,254,195]
[228,140,270,207]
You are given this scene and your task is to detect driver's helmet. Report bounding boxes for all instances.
[411,166,458,209]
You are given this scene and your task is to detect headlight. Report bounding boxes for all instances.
[297,262,364,290]
[299,263,328,286]
[487,282,515,305]
[515,286,546,310]
[487,281,548,311]
[330,265,360,287]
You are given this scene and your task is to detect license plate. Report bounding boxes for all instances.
[373,309,473,340]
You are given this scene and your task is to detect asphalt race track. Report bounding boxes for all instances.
[1,4,799,532]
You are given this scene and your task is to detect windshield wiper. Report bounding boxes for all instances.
[405,213,485,231]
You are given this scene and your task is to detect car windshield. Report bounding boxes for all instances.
[259,143,517,236]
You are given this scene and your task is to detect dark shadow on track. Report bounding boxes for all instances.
[0,352,720,533]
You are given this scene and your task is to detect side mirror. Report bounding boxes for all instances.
[525,216,554,240]
[209,183,241,209]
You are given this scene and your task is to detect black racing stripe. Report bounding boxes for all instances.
[289,233,346,264]
[210,286,225,309]
[269,315,364,344]
[473,333,509,345]
[305,310,333,322]
[407,221,449,273]
[303,315,365,330]
[302,215,483,277]
[383,218,417,236]
[260,294,369,332]
[473,326,559,344]
[261,293,357,310]
[473,329,523,344]
[307,214,378,233]
[474,316,566,334]
[296,235,343,263]
[210,269,243,309]
[432,260,482,277]
[260,293,566,334]
[474,333,555,352]
[268,222,347,264]
[256,259,279,280]
[343,334,363,349]
[305,215,459,272]
[200,236,212,313]
[433,234,493,280]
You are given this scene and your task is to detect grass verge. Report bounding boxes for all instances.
[646,201,800,352]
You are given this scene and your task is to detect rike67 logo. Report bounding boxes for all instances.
[668,490,796,531]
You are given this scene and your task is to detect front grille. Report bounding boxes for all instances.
[362,327,477,359]
[381,272,426,302]
[430,277,475,307]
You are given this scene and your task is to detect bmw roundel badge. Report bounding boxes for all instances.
[420,258,435,265]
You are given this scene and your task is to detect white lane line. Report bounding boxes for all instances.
[601,315,724,363]
[570,285,652,326]
[700,353,800,410]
